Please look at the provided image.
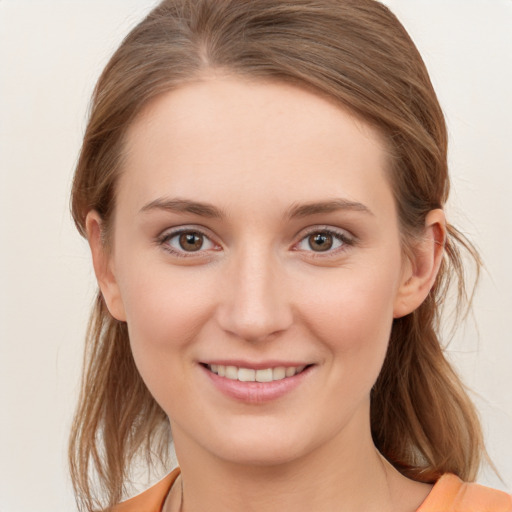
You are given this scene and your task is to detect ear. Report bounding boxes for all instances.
[85,211,127,322]
[393,209,446,319]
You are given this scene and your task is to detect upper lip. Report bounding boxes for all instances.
[200,360,313,370]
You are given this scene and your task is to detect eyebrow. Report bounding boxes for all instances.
[285,198,374,218]
[139,197,225,218]
[139,197,373,219]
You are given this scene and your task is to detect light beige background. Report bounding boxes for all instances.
[1,1,511,510]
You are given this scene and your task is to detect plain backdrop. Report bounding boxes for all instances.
[1,1,511,510]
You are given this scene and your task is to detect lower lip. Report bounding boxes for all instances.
[201,365,313,403]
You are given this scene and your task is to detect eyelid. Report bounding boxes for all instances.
[156,225,221,257]
[292,225,355,254]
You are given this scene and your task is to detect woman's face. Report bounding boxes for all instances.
[91,77,423,466]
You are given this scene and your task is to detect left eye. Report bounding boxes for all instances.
[296,230,349,252]
[162,230,216,253]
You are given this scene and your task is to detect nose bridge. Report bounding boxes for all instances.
[216,242,292,342]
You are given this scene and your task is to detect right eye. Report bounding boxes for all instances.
[158,229,218,256]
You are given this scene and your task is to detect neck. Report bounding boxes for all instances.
[165,409,419,512]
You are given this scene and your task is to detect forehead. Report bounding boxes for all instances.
[119,77,394,218]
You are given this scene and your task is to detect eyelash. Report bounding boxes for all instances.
[156,226,355,258]
[294,227,355,257]
[156,228,219,258]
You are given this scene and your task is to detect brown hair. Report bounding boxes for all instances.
[69,0,485,510]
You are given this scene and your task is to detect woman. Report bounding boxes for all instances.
[68,0,512,511]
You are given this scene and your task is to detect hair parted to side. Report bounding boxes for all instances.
[69,0,485,510]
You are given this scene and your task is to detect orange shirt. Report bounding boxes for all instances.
[113,469,512,512]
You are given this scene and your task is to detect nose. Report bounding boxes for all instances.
[215,247,293,342]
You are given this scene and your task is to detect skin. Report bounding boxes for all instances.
[87,77,446,511]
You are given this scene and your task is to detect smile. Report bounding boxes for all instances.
[206,364,307,382]
[201,362,314,403]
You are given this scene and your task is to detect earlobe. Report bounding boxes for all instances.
[85,211,127,322]
[393,209,446,318]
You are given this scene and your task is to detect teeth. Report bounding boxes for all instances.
[285,366,296,377]
[238,368,256,382]
[207,364,308,382]
[255,368,273,382]
[225,366,238,379]
[273,366,286,380]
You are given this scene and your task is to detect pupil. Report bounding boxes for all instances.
[179,232,203,251]
[310,233,333,251]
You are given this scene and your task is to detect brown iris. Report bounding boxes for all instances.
[308,232,333,251]
[179,232,204,251]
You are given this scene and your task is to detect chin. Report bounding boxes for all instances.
[205,423,316,468]
[219,443,305,468]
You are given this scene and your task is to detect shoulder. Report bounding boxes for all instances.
[112,468,181,512]
[418,474,512,512]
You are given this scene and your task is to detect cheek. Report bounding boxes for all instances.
[116,264,216,383]
[296,260,400,377]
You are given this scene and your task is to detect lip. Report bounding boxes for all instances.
[200,362,314,403]
[201,359,311,370]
